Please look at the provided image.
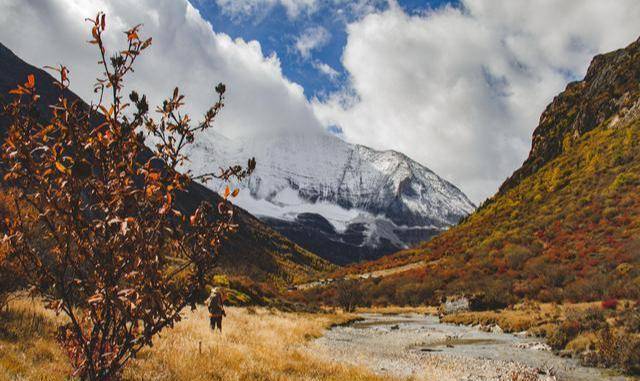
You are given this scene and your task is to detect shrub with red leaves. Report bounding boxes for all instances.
[0,13,254,381]
[602,299,619,310]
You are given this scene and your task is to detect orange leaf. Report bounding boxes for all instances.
[55,161,70,175]
[224,185,230,198]
[231,188,239,198]
[26,74,35,89]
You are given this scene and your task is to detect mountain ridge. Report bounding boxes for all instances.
[186,130,475,264]
[498,36,640,198]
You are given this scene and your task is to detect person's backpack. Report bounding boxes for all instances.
[208,291,224,316]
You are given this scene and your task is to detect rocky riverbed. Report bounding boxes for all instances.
[312,313,629,381]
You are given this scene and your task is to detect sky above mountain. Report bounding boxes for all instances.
[190,0,452,99]
[1,0,639,203]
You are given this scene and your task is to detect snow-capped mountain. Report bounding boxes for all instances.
[186,130,475,264]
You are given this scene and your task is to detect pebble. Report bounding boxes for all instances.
[513,342,551,351]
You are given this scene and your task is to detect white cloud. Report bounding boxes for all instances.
[213,0,382,21]
[313,61,339,80]
[330,0,386,21]
[2,0,639,205]
[215,0,317,19]
[313,0,640,203]
[295,26,331,59]
[0,0,324,140]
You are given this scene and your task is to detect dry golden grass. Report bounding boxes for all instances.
[123,306,389,381]
[0,297,71,381]
[442,309,553,333]
[565,332,597,352]
[0,297,389,381]
[440,301,617,334]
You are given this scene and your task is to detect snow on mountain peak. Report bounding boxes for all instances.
[186,130,475,230]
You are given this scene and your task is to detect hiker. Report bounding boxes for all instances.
[208,287,226,332]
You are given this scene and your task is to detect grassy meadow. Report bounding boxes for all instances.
[0,297,390,381]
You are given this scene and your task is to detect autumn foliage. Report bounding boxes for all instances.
[0,194,21,310]
[0,13,253,380]
[298,38,640,310]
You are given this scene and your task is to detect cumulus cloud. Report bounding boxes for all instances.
[313,0,640,202]
[0,0,323,140]
[215,0,317,19]
[295,26,331,59]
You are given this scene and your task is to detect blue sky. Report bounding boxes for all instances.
[193,0,456,100]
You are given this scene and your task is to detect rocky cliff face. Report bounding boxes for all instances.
[187,131,475,264]
[499,37,640,196]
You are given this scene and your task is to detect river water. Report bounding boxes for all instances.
[313,313,632,381]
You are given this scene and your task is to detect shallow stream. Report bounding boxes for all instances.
[314,313,631,381]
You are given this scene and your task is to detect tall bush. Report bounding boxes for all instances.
[0,13,253,380]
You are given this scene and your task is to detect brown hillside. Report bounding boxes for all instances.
[322,37,640,306]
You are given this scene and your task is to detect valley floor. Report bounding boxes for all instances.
[1,298,638,381]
